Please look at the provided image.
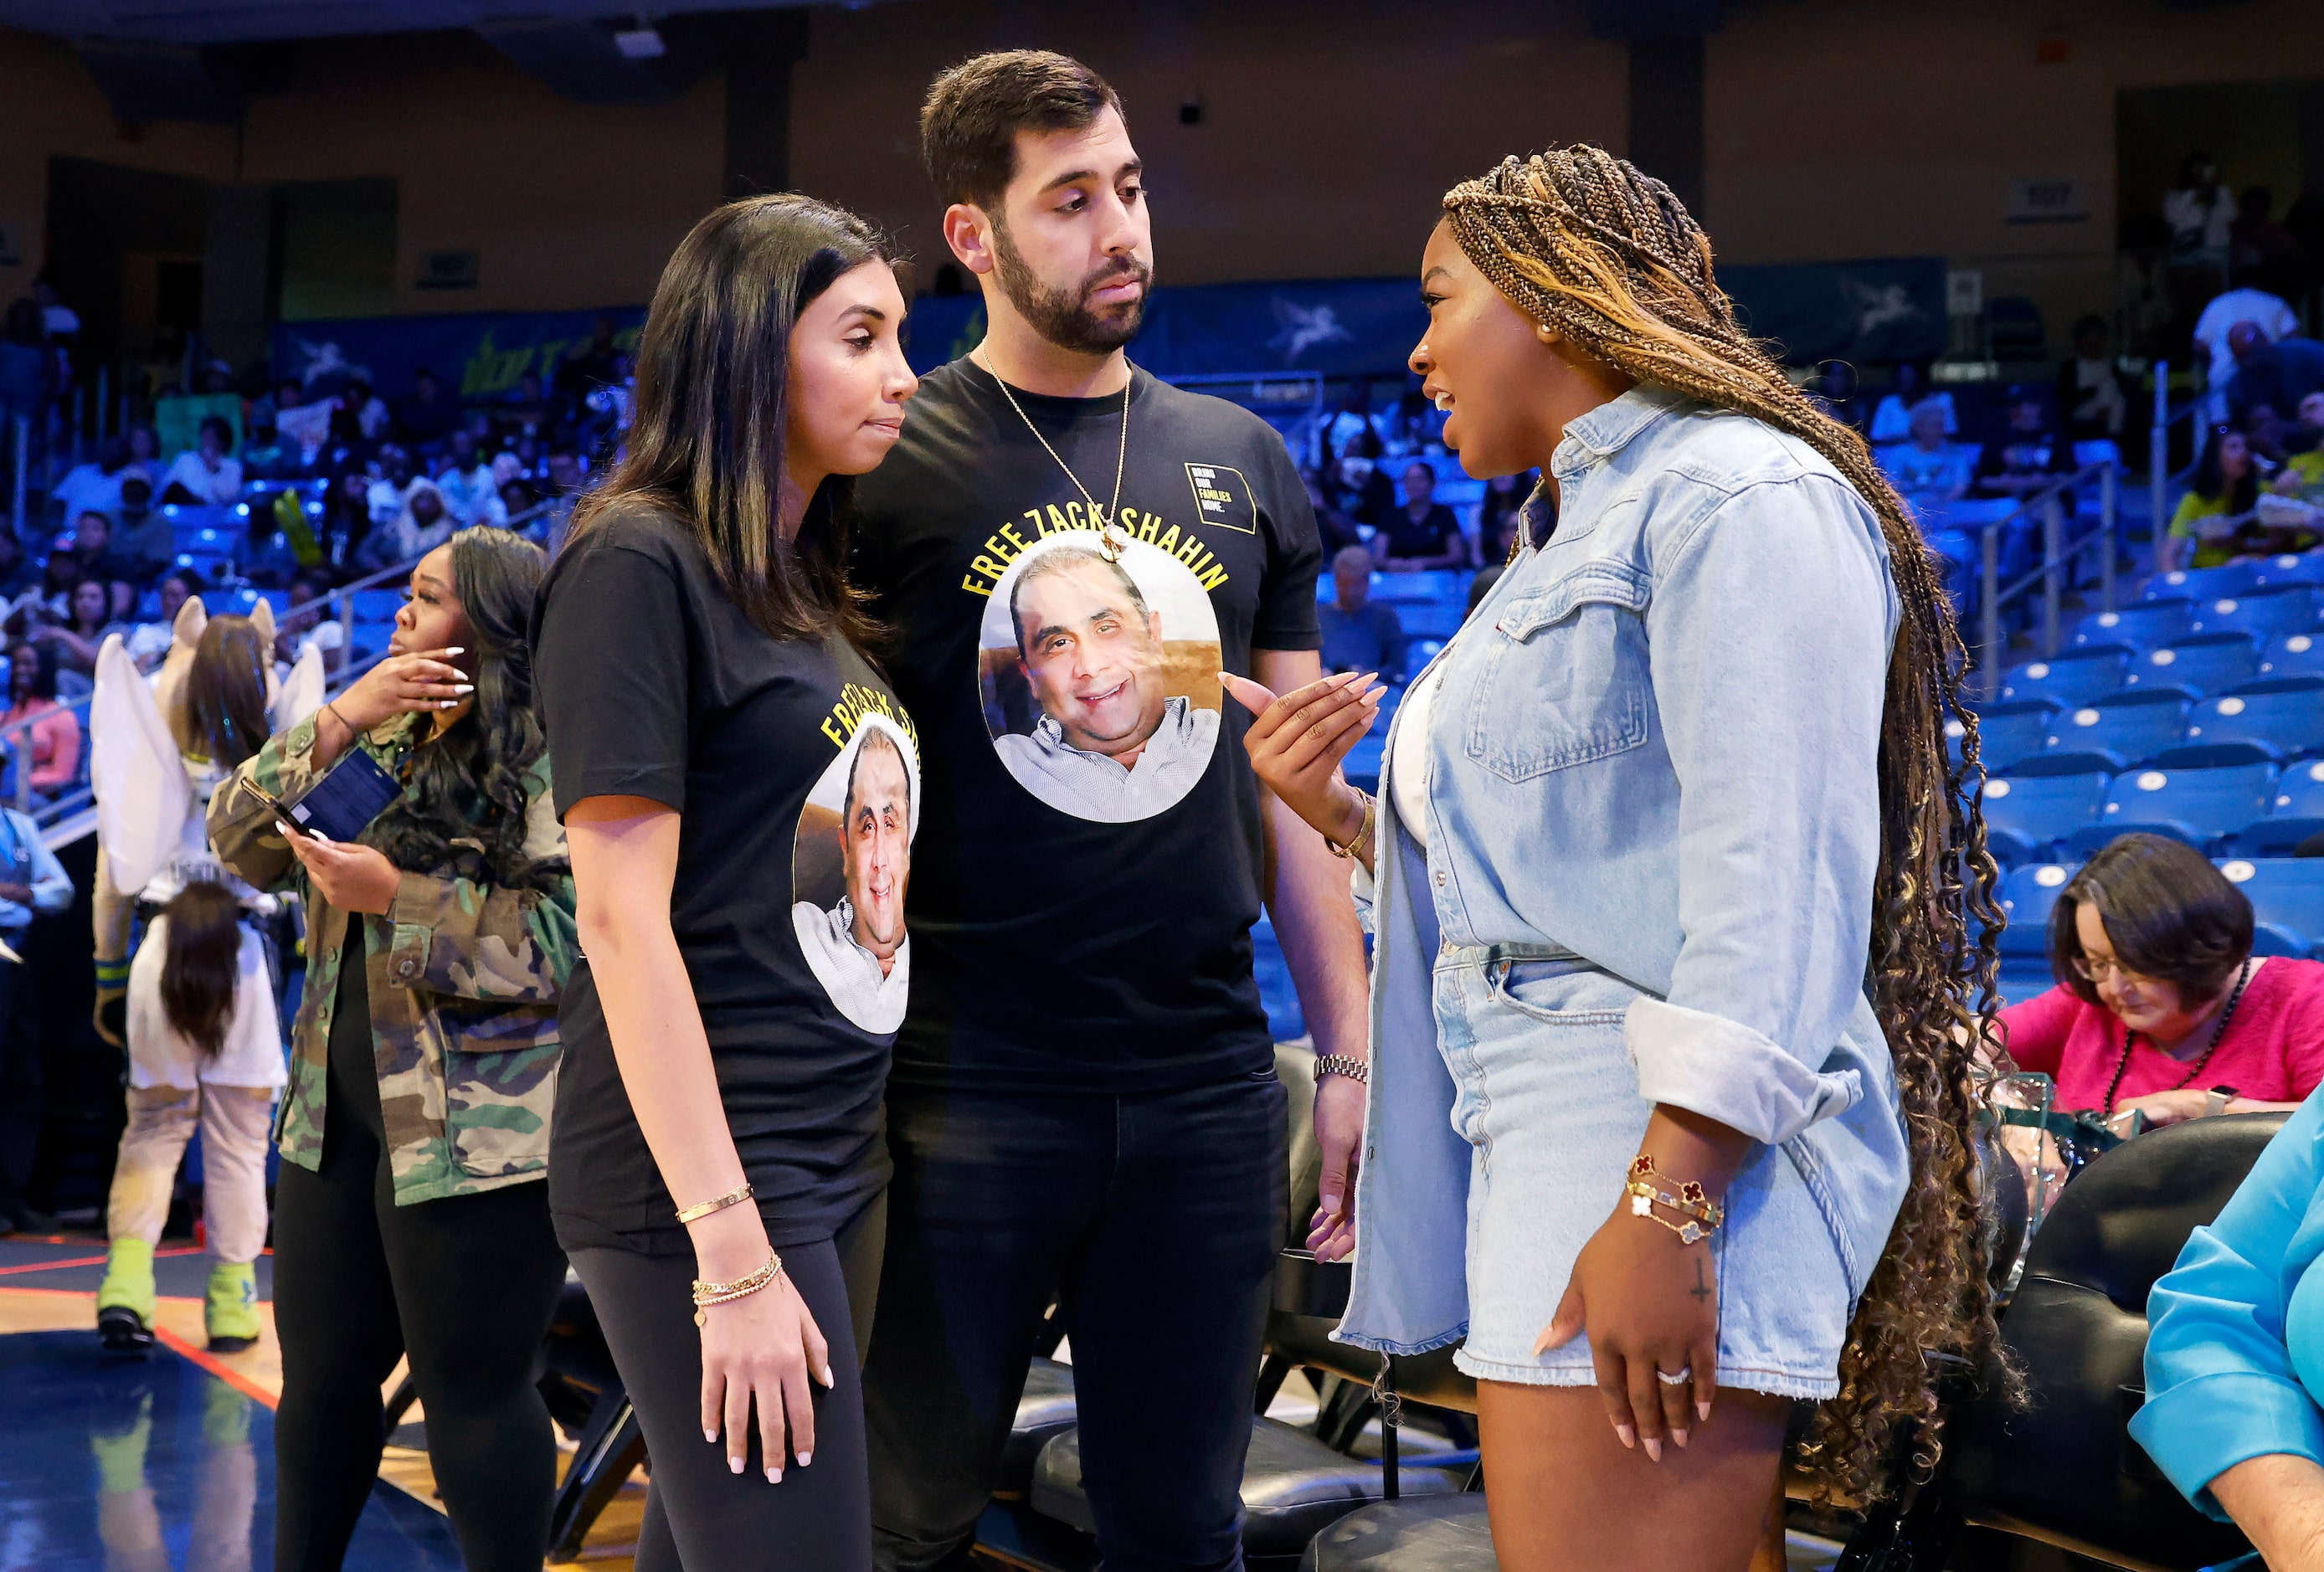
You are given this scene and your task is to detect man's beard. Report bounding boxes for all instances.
[990,220,1150,355]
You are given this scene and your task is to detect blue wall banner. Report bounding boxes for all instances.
[269,255,1944,410]
[270,306,645,403]
[1719,257,1949,366]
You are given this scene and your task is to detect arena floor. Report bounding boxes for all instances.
[0,1232,648,1571]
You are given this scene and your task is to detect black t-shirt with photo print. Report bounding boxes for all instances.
[850,358,1323,1093]
[532,506,918,1253]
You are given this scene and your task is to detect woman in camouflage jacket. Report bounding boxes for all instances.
[208,527,577,1572]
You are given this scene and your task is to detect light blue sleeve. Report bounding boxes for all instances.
[2133,1092,2324,1518]
[1627,473,1900,1145]
[23,816,71,916]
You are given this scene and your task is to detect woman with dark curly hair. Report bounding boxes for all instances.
[1225,146,2000,1568]
[209,526,575,1572]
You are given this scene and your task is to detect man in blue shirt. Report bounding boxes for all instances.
[0,803,73,1235]
[1318,544,1407,684]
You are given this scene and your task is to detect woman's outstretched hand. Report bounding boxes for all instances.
[1219,670,1384,849]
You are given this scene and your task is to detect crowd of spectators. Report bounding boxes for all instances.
[0,282,630,808]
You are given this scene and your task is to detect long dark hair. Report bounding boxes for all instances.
[159,881,243,1061]
[1442,147,2001,1505]
[2192,425,2260,511]
[185,616,272,768]
[364,527,558,891]
[567,193,893,643]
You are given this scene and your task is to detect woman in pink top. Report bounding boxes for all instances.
[3,641,80,794]
[1999,834,2324,1123]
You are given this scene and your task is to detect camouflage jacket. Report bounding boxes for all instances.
[208,711,577,1205]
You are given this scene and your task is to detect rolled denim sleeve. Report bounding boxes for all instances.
[2134,1092,2324,1518]
[1628,473,1897,1145]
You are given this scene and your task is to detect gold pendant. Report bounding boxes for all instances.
[1098,518,1129,563]
[693,1307,707,1328]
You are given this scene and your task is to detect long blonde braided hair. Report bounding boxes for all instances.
[1442,147,2005,1506]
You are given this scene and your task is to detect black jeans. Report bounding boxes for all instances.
[270,947,568,1572]
[571,1194,886,1572]
[865,1071,1287,1572]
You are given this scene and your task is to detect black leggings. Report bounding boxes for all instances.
[270,948,568,1572]
[571,1194,885,1572]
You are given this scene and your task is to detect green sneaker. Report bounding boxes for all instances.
[95,1238,157,1357]
[204,1260,260,1354]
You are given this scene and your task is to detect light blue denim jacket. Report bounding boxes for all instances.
[1338,385,1915,1355]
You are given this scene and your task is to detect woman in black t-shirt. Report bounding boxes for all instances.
[532,194,918,1572]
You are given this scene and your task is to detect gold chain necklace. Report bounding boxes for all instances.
[976,348,1133,562]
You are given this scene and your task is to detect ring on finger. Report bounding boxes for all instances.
[1655,1365,1692,1386]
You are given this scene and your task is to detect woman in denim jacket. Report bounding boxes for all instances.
[1225,147,2000,1567]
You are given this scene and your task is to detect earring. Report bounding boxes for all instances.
[1535,321,1556,342]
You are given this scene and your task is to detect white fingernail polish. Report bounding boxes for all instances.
[796,1451,812,1467]
[766,1467,782,1483]
[704,1429,717,1444]
[452,683,474,695]
[728,1456,743,1475]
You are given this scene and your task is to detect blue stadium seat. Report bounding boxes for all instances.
[2183,588,2322,643]
[1996,860,2074,1004]
[2174,679,2324,763]
[1998,650,2131,707]
[2120,633,2264,699]
[2243,757,2324,855]
[2253,552,2324,590]
[2039,695,2188,771]
[2070,602,2192,652]
[1956,700,2059,773]
[2145,562,2265,602]
[2258,633,2324,681]
[1982,770,2110,866]
[2216,857,2324,957]
[2065,762,2280,856]
[1997,861,2075,958]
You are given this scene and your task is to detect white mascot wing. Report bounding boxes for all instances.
[275,641,326,734]
[91,633,191,897]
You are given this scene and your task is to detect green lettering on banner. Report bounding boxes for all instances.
[460,330,539,398]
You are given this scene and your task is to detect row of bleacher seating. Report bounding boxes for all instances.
[1963,681,2324,774]
[1982,758,2324,864]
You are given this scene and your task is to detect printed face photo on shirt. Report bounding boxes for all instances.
[977,532,1224,824]
[790,712,919,1035]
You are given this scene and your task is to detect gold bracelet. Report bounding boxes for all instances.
[674,1182,754,1226]
[691,1252,784,1326]
[1325,790,1376,860]
[1627,1154,1725,1245]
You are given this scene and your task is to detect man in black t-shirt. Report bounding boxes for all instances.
[849,51,1372,1572]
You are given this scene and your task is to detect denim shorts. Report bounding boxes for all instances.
[1436,947,1854,1400]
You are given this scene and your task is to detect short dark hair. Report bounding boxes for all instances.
[2048,833,2254,1005]
[1009,542,1149,660]
[921,50,1123,210]
[198,414,233,447]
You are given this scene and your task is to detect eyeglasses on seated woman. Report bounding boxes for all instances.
[1994,833,2324,1131]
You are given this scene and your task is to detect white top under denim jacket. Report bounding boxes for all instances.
[1337,384,1915,1356]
